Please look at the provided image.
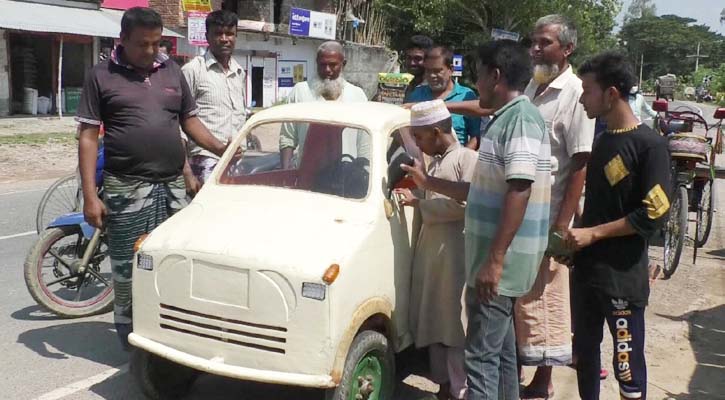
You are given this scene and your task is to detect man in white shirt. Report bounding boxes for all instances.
[280,41,368,169]
[182,10,246,185]
[515,14,596,399]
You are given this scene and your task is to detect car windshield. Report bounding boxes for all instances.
[219,121,372,199]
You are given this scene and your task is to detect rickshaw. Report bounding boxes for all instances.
[652,99,725,278]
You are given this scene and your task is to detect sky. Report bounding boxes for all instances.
[616,0,725,35]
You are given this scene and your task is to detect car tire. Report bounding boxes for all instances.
[325,330,395,400]
[131,348,199,400]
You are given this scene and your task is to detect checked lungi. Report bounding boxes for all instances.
[103,173,187,330]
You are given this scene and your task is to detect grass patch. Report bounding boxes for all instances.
[0,132,75,145]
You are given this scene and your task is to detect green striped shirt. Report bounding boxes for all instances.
[465,95,551,297]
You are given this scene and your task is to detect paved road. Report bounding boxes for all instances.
[1,99,722,400]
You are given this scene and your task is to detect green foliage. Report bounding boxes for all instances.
[619,15,725,82]
[377,0,622,67]
[625,0,656,21]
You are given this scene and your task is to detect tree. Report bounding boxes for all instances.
[377,0,621,65]
[625,0,656,21]
[619,14,725,81]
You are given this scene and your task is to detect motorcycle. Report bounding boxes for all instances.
[24,143,113,318]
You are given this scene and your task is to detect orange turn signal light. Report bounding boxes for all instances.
[322,264,340,284]
[134,234,149,253]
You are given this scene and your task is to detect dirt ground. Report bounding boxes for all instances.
[1,137,723,400]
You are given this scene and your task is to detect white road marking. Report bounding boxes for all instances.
[0,230,35,240]
[32,364,129,400]
[0,187,48,196]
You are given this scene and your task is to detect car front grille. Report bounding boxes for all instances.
[159,303,287,354]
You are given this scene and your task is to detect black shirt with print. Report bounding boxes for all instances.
[573,125,672,307]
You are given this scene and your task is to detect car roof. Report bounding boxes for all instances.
[246,101,411,134]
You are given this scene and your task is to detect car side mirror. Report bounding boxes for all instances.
[714,108,725,120]
[652,99,668,113]
[387,149,414,196]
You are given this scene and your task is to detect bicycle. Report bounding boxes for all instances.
[652,100,724,278]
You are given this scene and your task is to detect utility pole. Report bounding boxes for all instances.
[639,53,644,87]
[687,42,709,73]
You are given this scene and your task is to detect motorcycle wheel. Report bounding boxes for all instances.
[24,226,114,318]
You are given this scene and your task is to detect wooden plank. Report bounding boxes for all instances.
[696,166,725,180]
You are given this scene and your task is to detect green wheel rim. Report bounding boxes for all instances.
[348,352,384,400]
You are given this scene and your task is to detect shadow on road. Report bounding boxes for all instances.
[706,248,725,258]
[16,320,127,367]
[657,304,725,399]
[10,304,77,321]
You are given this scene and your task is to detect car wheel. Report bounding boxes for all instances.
[325,330,394,400]
[131,348,199,400]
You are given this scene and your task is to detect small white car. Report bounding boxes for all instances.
[129,102,423,400]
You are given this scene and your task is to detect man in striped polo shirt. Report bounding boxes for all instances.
[403,40,550,400]
[182,10,247,186]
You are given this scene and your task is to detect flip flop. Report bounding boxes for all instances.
[600,368,609,380]
[520,386,555,399]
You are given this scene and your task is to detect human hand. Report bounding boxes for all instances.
[183,171,201,198]
[83,195,107,229]
[567,227,598,251]
[400,158,427,190]
[392,188,419,207]
[475,257,503,304]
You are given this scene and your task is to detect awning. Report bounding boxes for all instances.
[0,0,182,38]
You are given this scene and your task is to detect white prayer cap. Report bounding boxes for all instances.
[410,99,451,127]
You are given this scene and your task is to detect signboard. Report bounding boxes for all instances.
[375,73,414,105]
[289,7,337,40]
[491,28,520,42]
[182,0,211,12]
[101,0,148,10]
[452,54,463,77]
[187,12,208,46]
[278,60,308,99]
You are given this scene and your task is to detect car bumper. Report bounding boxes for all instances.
[129,333,337,388]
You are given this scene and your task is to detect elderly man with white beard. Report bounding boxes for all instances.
[514,14,596,400]
[280,41,368,169]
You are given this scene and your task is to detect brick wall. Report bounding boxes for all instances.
[150,0,184,28]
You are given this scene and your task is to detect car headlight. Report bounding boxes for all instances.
[137,253,154,271]
[301,282,326,301]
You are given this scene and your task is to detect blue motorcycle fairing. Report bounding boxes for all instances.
[47,212,96,239]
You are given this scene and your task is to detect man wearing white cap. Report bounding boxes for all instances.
[394,99,477,400]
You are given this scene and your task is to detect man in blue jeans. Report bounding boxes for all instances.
[403,40,551,400]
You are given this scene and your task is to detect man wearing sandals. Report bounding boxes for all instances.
[562,51,672,400]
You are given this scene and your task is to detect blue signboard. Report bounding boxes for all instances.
[452,54,463,77]
[278,77,295,88]
[289,8,311,37]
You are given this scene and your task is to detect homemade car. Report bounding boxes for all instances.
[128,102,423,400]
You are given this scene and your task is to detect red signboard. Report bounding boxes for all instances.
[102,0,149,10]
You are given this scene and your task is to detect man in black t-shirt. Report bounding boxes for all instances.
[76,7,226,349]
[562,52,672,400]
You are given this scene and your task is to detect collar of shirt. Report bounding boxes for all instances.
[204,51,243,76]
[110,45,168,71]
[492,95,529,118]
[438,140,461,159]
[525,65,575,99]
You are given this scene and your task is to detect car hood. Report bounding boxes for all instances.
[141,186,377,272]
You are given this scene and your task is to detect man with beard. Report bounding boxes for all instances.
[280,41,368,169]
[403,34,433,101]
[408,46,481,149]
[182,10,247,185]
[402,40,551,400]
[513,15,595,399]
[564,51,671,400]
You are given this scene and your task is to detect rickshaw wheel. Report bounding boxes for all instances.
[663,186,688,279]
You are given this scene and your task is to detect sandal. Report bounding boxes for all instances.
[520,386,555,399]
